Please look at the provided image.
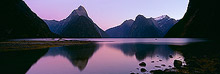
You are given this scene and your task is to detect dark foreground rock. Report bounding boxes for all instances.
[169,55,173,58]
[174,60,182,68]
[140,68,147,72]
[150,41,220,74]
[169,42,220,73]
[139,62,146,67]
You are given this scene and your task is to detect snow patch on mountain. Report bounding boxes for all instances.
[154,15,170,21]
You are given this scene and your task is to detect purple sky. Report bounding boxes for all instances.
[24,0,189,30]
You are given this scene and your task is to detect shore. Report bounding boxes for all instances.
[0,40,94,51]
[150,42,220,74]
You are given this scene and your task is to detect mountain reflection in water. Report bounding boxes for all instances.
[26,38,191,74]
[45,43,99,71]
[2,38,218,74]
[108,43,175,61]
[0,48,49,74]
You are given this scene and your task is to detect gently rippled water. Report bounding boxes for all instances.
[0,38,209,74]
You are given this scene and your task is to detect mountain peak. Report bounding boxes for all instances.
[135,15,146,20]
[121,19,134,26]
[154,15,170,20]
[78,5,86,11]
[70,5,88,17]
[125,19,134,23]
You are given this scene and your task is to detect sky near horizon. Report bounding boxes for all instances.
[24,0,189,30]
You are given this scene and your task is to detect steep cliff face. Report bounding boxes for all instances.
[61,16,102,37]
[45,6,107,38]
[130,15,162,38]
[165,0,220,38]
[154,15,177,36]
[0,0,55,40]
[44,20,60,34]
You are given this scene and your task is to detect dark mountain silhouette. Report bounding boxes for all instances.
[106,15,176,38]
[130,15,162,38]
[165,0,220,38]
[44,6,108,38]
[105,19,134,37]
[44,20,60,34]
[0,0,55,40]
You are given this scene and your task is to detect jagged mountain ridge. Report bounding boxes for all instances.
[105,19,134,37]
[106,15,177,38]
[154,15,178,36]
[130,15,162,38]
[44,6,107,38]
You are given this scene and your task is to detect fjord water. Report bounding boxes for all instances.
[1,38,206,74]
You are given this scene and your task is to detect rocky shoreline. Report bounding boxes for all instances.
[130,41,220,74]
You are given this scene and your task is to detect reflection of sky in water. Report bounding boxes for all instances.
[26,39,187,74]
[12,38,207,45]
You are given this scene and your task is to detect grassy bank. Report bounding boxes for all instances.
[0,40,94,51]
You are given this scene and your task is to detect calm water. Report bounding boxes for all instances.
[0,38,207,74]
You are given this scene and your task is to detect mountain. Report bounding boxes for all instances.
[165,0,220,38]
[130,15,162,38]
[106,15,177,38]
[44,20,60,34]
[44,6,108,38]
[154,15,178,36]
[105,19,134,37]
[0,0,55,40]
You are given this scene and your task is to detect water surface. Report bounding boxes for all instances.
[1,38,207,74]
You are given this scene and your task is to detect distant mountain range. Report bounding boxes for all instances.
[44,6,178,38]
[106,15,177,38]
[0,0,179,39]
[44,6,108,38]
[0,0,178,39]
[5,0,216,39]
[0,0,55,40]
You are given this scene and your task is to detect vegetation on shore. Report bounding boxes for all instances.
[0,40,94,51]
